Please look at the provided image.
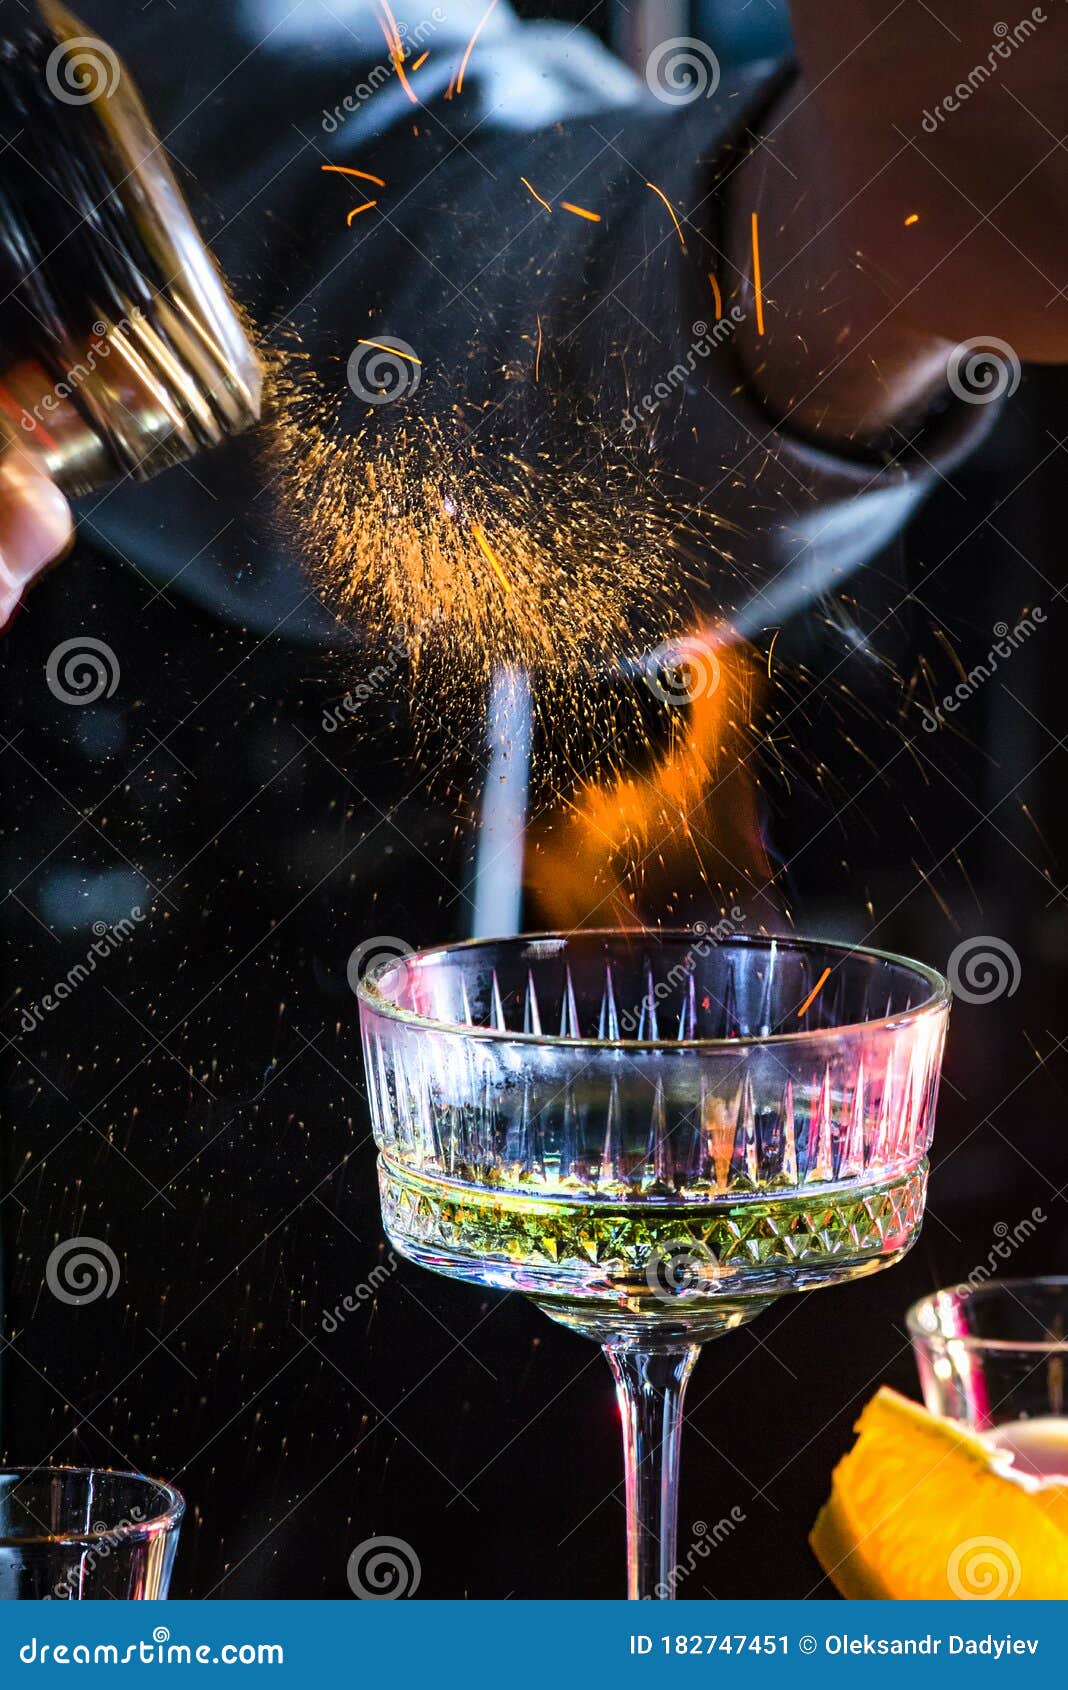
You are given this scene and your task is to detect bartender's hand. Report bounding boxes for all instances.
[0,441,72,630]
[729,0,1068,444]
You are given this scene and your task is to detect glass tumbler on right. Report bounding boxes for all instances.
[908,1278,1068,1478]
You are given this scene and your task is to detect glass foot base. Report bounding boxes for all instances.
[531,1294,773,1346]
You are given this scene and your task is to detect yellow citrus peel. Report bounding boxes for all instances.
[810,1386,1068,1598]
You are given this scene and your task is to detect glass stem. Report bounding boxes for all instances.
[604,1342,701,1600]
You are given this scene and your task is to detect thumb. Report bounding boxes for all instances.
[0,439,73,630]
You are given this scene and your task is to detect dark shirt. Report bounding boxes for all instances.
[77,0,992,643]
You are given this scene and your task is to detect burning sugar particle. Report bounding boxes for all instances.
[520,177,553,214]
[320,165,386,188]
[376,0,418,103]
[750,210,765,336]
[470,523,512,593]
[354,338,422,367]
[795,966,832,1019]
[646,181,686,251]
[456,0,501,93]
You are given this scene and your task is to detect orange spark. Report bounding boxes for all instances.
[560,201,601,222]
[377,0,400,49]
[346,201,378,223]
[470,523,512,593]
[355,339,422,365]
[795,966,832,1019]
[320,164,386,188]
[766,627,780,678]
[751,211,765,335]
[377,0,418,103]
[534,314,543,382]
[904,212,920,226]
[520,176,553,214]
[708,271,722,321]
[455,0,501,93]
[411,49,429,69]
[646,180,685,250]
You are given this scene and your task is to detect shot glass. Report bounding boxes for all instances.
[907,1277,1068,1478]
[0,1467,184,1599]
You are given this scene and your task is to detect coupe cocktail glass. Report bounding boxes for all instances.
[358,931,949,1599]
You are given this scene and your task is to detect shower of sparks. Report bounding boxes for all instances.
[708,272,722,320]
[904,212,920,226]
[455,0,501,93]
[646,180,686,251]
[520,176,553,213]
[560,201,601,222]
[534,313,543,382]
[751,211,765,336]
[355,338,422,365]
[796,965,831,1018]
[470,523,512,593]
[347,201,378,223]
[320,165,386,188]
[256,322,695,730]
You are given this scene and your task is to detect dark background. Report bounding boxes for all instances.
[2,0,1067,1599]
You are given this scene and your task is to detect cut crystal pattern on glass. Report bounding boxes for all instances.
[378,1158,928,1297]
[361,934,946,1205]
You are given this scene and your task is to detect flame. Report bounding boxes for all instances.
[527,629,774,928]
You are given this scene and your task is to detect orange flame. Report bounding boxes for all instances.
[527,629,773,928]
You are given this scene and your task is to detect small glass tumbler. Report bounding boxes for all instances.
[908,1278,1068,1477]
[0,1468,184,1599]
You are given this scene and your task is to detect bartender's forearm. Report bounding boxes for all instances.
[728,0,1068,452]
[726,77,955,450]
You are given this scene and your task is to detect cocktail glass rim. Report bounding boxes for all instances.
[358,929,950,1050]
[0,1465,185,1548]
[907,1276,1068,1354]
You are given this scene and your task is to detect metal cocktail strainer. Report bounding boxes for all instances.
[0,0,260,497]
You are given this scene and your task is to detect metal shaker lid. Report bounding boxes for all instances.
[0,1,261,493]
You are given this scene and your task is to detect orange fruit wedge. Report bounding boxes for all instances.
[810,1386,1068,1598]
